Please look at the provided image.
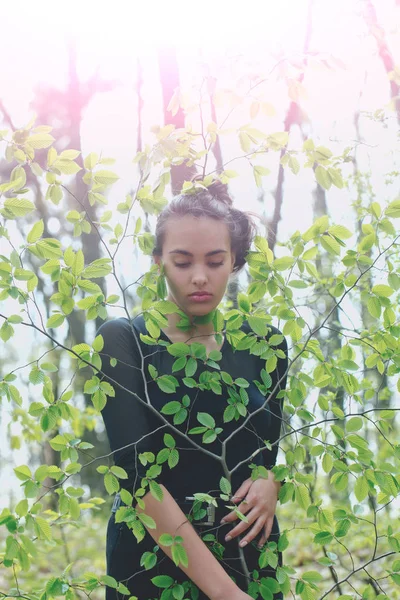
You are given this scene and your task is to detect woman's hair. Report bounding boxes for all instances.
[152,180,257,273]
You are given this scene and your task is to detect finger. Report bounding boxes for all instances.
[238,516,265,547]
[221,496,253,524]
[224,508,259,541]
[257,519,273,548]
[231,478,252,503]
[220,509,237,524]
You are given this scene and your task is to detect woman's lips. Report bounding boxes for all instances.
[189,293,212,302]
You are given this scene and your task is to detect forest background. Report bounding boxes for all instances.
[1,1,400,599]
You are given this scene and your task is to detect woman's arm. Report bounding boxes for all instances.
[136,485,250,600]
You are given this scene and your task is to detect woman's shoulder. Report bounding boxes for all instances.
[96,315,147,344]
[97,316,131,337]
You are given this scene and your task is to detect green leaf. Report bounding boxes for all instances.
[208,349,222,362]
[35,238,63,259]
[273,256,295,271]
[328,224,352,240]
[110,466,128,479]
[116,582,130,596]
[161,401,181,415]
[314,531,333,544]
[39,362,58,372]
[104,473,120,494]
[220,477,231,496]
[27,220,44,244]
[100,575,118,589]
[15,498,29,517]
[302,570,323,583]
[46,313,65,328]
[197,412,215,428]
[157,448,170,465]
[354,475,368,502]
[35,516,52,540]
[167,343,189,357]
[188,427,207,435]
[92,334,104,352]
[173,408,187,425]
[92,389,107,411]
[151,575,174,588]
[29,367,45,385]
[295,485,310,510]
[367,296,381,318]
[138,512,156,529]
[320,234,341,255]
[93,170,119,185]
[149,480,163,502]
[14,465,32,481]
[248,316,268,336]
[0,322,13,342]
[4,198,35,217]
[185,357,197,377]
[157,376,177,394]
[172,356,187,373]
[168,448,179,468]
[84,152,99,170]
[385,199,400,218]
[202,430,217,444]
[345,417,363,432]
[71,250,84,276]
[235,377,250,388]
[372,284,394,298]
[5,536,19,561]
[315,166,332,190]
[164,434,175,448]
[322,454,333,474]
[159,533,174,547]
[82,258,112,279]
[175,544,188,568]
[27,133,55,149]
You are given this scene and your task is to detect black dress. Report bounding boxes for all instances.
[98,315,288,600]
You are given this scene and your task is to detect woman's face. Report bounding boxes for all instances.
[155,215,235,317]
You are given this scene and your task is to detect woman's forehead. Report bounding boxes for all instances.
[163,216,231,250]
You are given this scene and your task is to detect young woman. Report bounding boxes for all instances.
[98,182,288,600]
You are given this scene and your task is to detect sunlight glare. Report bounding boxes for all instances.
[22,0,308,50]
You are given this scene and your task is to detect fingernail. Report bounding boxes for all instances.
[220,518,226,524]
[239,540,247,548]
[225,535,232,542]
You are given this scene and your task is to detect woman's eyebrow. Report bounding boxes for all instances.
[169,249,228,257]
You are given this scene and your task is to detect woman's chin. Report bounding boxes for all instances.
[184,303,217,318]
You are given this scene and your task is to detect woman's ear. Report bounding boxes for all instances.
[230,252,236,272]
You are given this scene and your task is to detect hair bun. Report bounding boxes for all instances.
[207,180,233,207]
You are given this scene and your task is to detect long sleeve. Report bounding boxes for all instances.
[96,318,163,494]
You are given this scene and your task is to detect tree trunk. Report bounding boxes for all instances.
[268,0,314,251]
[362,0,400,124]
[157,45,196,194]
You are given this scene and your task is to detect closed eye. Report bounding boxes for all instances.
[174,262,224,268]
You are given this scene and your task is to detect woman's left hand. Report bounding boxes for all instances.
[220,475,280,549]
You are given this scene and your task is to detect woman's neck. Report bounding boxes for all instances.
[163,310,216,344]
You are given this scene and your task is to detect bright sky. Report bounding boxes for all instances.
[1,0,400,502]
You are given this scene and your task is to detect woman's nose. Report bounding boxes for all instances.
[191,268,208,286]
